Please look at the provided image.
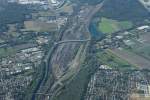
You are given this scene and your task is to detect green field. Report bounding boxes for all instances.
[0,47,17,58]
[98,17,133,34]
[96,50,135,70]
[134,45,150,60]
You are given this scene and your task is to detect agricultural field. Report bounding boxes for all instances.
[130,31,150,60]
[96,49,134,70]
[24,21,58,32]
[98,17,133,34]
[0,47,17,58]
[140,32,150,44]
[110,48,150,69]
[135,45,150,60]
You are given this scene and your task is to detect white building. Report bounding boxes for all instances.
[137,25,149,30]
[50,0,60,6]
[18,0,46,4]
[51,0,57,4]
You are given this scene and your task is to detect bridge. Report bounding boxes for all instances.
[54,39,91,45]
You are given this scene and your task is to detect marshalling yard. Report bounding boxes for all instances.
[0,0,150,100]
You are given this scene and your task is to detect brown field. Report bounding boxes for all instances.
[130,93,150,100]
[110,48,150,69]
[140,33,150,44]
[24,21,58,32]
